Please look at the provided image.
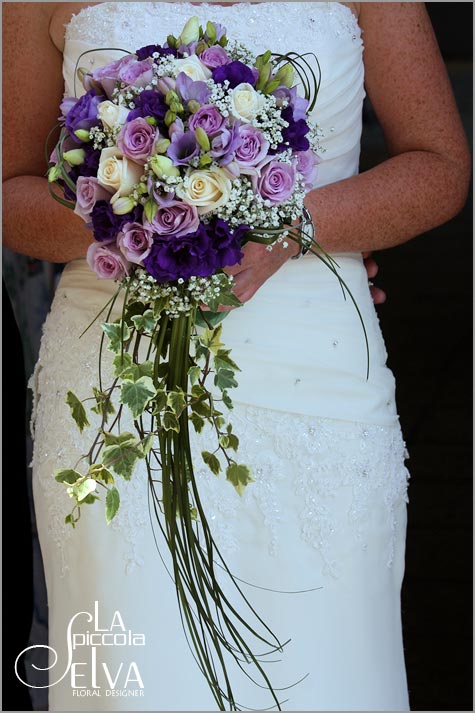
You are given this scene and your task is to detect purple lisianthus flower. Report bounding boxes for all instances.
[277,106,310,152]
[65,90,104,143]
[59,96,77,120]
[167,131,199,166]
[208,218,246,268]
[117,222,154,264]
[117,117,157,162]
[87,242,131,280]
[135,44,177,61]
[296,149,320,191]
[199,45,230,70]
[146,200,200,239]
[74,176,112,223]
[235,125,269,168]
[272,85,309,122]
[144,226,215,282]
[209,124,243,164]
[212,61,257,89]
[188,104,225,135]
[127,90,167,125]
[175,73,211,105]
[118,58,154,88]
[257,160,296,205]
[91,200,141,242]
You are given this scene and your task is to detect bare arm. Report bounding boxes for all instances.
[2,3,94,262]
[304,2,471,253]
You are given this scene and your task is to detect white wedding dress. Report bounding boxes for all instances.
[28,2,411,710]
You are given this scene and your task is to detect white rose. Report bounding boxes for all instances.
[97,147,143,203]
[173,55,212,82]
[178,168,232,215]
[229,83,266,124]
[97,100,130,129]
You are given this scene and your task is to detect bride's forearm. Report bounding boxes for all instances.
[306,150,470,253]
[2,175,94,263]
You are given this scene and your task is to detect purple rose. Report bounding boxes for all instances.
[235,125,269,168]
[175,72,211,106]
[74,176,112,222]
[90,55,135,99]
[127,90,167,124]
[87,242,131,280]
[65,90,104,143]
[135,44,177,61]
[117,222,154,264]
[199,45,230,70]
[257,160,296,205]
[209,124,243,165]
[212,61,257,89]
[118,58,154,88]
[188,104,225,136]
[296,150,320,191]
[145,200,200,239]
[144,226,215,282]
[117,117,157,162]
[91,200,141,242]
[167,131,199,166]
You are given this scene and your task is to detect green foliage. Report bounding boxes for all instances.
[120,376,156,419]
[101,321,131,354]
[105,487,120,524]
[66,391,90,433]
[201,450,221,475]
[226,463,254,496]
[102,432,143,480]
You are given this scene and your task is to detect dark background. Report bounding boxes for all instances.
[2,3,473,711]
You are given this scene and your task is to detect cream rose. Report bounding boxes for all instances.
[97,147,143,203]
[97,100,130,129]
[178,168,232,215]
[229,83,266,124]
[173,55,212,82]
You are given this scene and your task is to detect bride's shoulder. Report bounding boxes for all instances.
[49,2,102,52]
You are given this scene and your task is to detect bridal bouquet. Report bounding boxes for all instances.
[47,16,352,709]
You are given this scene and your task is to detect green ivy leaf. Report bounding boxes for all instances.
[101,321,131,354]
[202,450,221,475]
[105,486,120,524]
[82,493,100,505]
[167,389,186,416]
[213,348,240,373]
[153,297,168,319]
[214,368,238,391]
[66,391,90,433]
[131,309,156,333]
[120,376,156,419]
[65,513,76,528]
[188,365,201,385]
[199,324,224,355]
[141,434,155,456]
[151,389,167,415]
[113,352,133,377]
[162,411,180,432]
[89,464,115,485]
[120,360,155,382]
[222,390,234,410]
[190,412,205,434]
[124,301,146,326]
[205,291,242,312]
[76,478,97,502]
[226,463,254,496]
[91,387,116,421]
[54,469,82,484]
[103,432,142,480]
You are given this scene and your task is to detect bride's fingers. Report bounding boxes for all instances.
[364,257,379,280]
[370,285,386,304]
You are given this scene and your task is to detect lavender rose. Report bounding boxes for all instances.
[257,160,296,205]
[65,90,104,143]
[235,125,269,167]
[118,58,154,88]
[117,222,154,264]
[74,176,112,222]
[117,117,158,162]
[145,200,200,239]
[296,150,320,191]
[90,55,135,99]
[199,45,230,70]
[87,242,131,280]
[188,104,225,135]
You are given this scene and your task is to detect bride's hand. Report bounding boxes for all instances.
[222,240,300,307]
[362,251,386,305]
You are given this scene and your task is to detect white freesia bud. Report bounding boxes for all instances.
[112,196,136,215]
[150,155,180,179]
[63,149,86,166]
[97,100,130,129]
[178,16,200,45]
[74,129,91,142]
